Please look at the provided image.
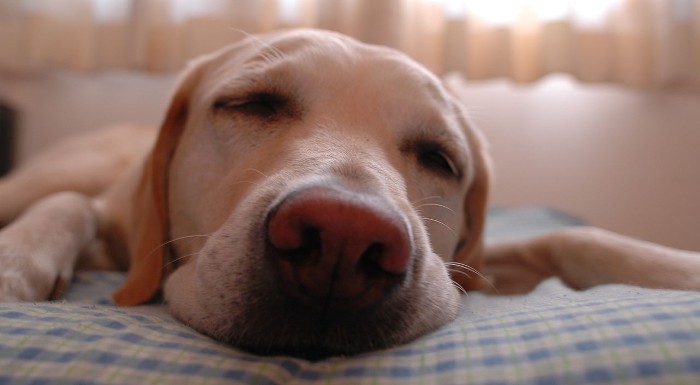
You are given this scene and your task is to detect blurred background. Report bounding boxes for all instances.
[0,0,698,250]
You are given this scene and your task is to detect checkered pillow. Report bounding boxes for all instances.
[1,207,698,384]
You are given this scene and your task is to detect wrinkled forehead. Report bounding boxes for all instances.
[191,30,470,157]
[199,30,448,108]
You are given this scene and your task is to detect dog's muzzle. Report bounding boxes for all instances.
[266,185,412,314]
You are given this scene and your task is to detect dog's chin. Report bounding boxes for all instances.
[166,260,459,360]
[167,261,460,360]
[165,186,462,360]
[235,331,393,361]
[211,289,458,360]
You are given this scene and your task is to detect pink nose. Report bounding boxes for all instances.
[266,186,411,311]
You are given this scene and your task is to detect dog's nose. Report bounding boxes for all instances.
[266,186,411,310]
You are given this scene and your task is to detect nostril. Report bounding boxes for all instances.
[266,185,412,308]
[358,243,386,276]
[358,242,409,278]
[284,227,321,260]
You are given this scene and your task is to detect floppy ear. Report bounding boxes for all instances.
[451,115,492,292]
[112,57,210,306]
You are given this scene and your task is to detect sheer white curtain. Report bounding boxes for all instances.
[0,0,698,87]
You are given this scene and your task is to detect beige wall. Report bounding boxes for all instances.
[1,72,175,160]
[1,72,699,250]
[448,74,700,251]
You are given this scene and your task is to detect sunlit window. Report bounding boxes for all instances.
[433,0,623,26]
[7,0,697,86]
[85,0,625,25]
[92,0,129,22]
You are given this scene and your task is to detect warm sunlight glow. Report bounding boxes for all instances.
[435,0,623,25]
[88,0,626,26]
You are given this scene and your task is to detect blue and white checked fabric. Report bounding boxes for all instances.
[1,207,699,384]
[2,276,699,385]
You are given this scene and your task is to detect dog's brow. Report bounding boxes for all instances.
[215,67,280,97]
[421,80,448,106]
[406,123,470,177]
[397,60,449,107]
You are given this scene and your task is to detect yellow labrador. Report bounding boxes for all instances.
[0,29,698,359]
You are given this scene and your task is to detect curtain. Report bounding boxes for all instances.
[0,0,698,87]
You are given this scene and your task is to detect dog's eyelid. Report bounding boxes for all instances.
[405,139,463,180]
[420,146,462,179]
[212,91,288,118]
[213,91,283,107]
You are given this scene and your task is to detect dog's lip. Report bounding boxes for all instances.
[192,225,454,362]
[187,180,457,360]
[224,284,417,360]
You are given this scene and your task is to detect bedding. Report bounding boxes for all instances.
[1,207,699,385]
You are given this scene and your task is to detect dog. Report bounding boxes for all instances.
[1,29,699,359]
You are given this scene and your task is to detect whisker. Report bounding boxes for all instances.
[143,234,212,268]
[445,262,499,294]
[231,27,251,38]
[232,28,285,63]
[266,43,285,62]
[448,103,489,114]
[420,216,457,237]
[445,264,478,279]
[448,274,471,313]
[446,261,473,268]
[163,252,200,270]
[447,267,472,281]
[411,195,443,206]
[415,203,457,215]
[229,180,260,187]
[445,262,483,280]
[157,234,212,252]
[260,49,281,65]
[226,170,268,189]
[451,280,468,296]
[244,168,270,179]
[443,107,491,126]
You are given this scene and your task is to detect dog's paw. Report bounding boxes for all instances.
[0,246,56,302]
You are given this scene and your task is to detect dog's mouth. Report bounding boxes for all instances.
[195,242,448,361]
[168,184,461,360]
[224,185,420,359]
[221,265,429,361]
[230,283,415,360]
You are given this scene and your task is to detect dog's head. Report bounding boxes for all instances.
[113,29,489,359]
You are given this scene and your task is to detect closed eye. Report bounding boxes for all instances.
[415,142,461,179]
[213,92,286,119]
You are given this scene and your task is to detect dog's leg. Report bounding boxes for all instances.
[0,124,155,227]
[0,192,98,301]
[482,227,700,294]
[0,173,71,227]
[0,178,26,227]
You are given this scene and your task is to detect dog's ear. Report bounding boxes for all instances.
[451,116,492,292]
[112,35,268,305]
[112,56,211,306]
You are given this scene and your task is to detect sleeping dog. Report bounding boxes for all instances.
[1,29,698,359]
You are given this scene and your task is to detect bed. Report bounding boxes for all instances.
[1,207,699,384]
